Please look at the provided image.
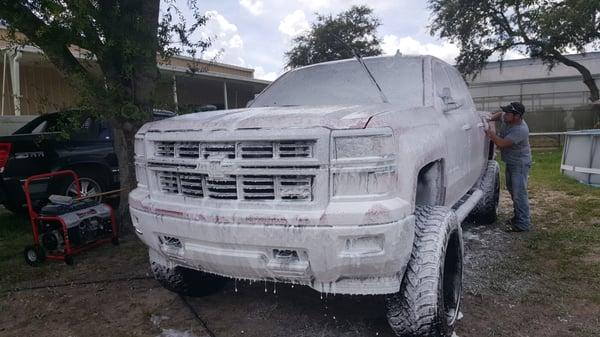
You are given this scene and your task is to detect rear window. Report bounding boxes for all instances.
[14,115,59,134]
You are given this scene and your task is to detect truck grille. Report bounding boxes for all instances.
[157,172,314,201]
[156,142,175,157]
[154,140,314,159]
[206,176,237,199]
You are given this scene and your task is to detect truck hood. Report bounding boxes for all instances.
[146,105,391,132]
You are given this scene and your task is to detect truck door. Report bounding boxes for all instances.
[447,67,486,188]
[432,61,471,204]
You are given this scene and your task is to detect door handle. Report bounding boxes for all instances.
[462,124,472,131]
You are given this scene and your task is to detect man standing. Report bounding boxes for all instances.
[486,102,532,232]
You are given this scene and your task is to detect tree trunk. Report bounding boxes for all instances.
[112,124,140,234]
[111,1,161,233]
[553,53,600,102]
[552,53,600,127]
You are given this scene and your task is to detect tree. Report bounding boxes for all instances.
[428,0,600,104]
[285,5,382,69]
[0,0,210,230]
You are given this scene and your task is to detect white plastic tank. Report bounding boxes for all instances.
[561,129,600,187]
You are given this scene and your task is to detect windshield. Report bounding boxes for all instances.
[251,56,424,107]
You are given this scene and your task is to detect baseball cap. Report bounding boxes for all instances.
[500,102,526,115]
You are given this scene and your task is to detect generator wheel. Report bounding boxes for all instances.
[24,245,46,266]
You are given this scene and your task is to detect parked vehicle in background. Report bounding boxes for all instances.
[130,55,499,337]
[0,109,176,214]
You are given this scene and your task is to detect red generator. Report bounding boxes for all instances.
[23,170,118,266]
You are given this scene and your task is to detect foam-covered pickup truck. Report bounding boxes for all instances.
[130,55,499,337]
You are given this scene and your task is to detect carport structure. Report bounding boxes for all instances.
[156,56,270,113]
[0,26,270,135]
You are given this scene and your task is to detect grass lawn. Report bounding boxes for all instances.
[500,149,600,305]
[0,210,37,287]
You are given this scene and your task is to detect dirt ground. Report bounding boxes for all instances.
[1,189,599,337]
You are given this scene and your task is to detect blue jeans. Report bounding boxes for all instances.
[505,164,531,230]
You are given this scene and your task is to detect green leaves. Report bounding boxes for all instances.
[429,0,600,101]
[284,5,382,69]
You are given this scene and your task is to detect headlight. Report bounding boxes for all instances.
[331,129,396,198]
[334,130,394,160]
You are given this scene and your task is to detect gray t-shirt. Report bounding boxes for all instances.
[499,120,532,166]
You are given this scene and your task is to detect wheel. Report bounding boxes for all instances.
[385,206,463,337]
[64,255,75,266]
[469,160,500,224]
[151,262,227,297]
[24,245,46,266]
[55,169,108,202]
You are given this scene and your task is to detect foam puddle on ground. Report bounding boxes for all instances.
[151,314,199,337]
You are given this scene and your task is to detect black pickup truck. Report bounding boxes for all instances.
[0,109,175,214]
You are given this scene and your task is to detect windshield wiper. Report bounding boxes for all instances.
[331,34,389,104]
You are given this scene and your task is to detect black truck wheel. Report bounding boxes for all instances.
[24,245,46,266]
[151,262,227,297]
[385,206,463,337]
[469,160,500,224]
[56,169,108,202]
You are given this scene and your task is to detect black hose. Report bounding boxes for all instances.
[0,275,153,294]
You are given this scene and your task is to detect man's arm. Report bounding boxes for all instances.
[488,110,503,121]
[485,128,514,148]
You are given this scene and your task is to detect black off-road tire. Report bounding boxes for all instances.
[151,262,228,297]
[469,160,500,224]
[385,206,463,337]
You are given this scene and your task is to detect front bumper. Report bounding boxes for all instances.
[130,188,415,295]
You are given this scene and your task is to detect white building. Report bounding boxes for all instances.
[468,52,600,132]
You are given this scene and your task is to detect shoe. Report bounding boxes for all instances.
[504,225,528,233]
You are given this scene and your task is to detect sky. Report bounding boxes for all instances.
[169,0,521,81]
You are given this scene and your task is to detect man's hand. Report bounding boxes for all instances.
[488,110,503,122]
[487,129,514,148]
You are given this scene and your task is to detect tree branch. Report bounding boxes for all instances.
[63,0,105,56]
[550,52,599,101]
[0,2,88,76]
